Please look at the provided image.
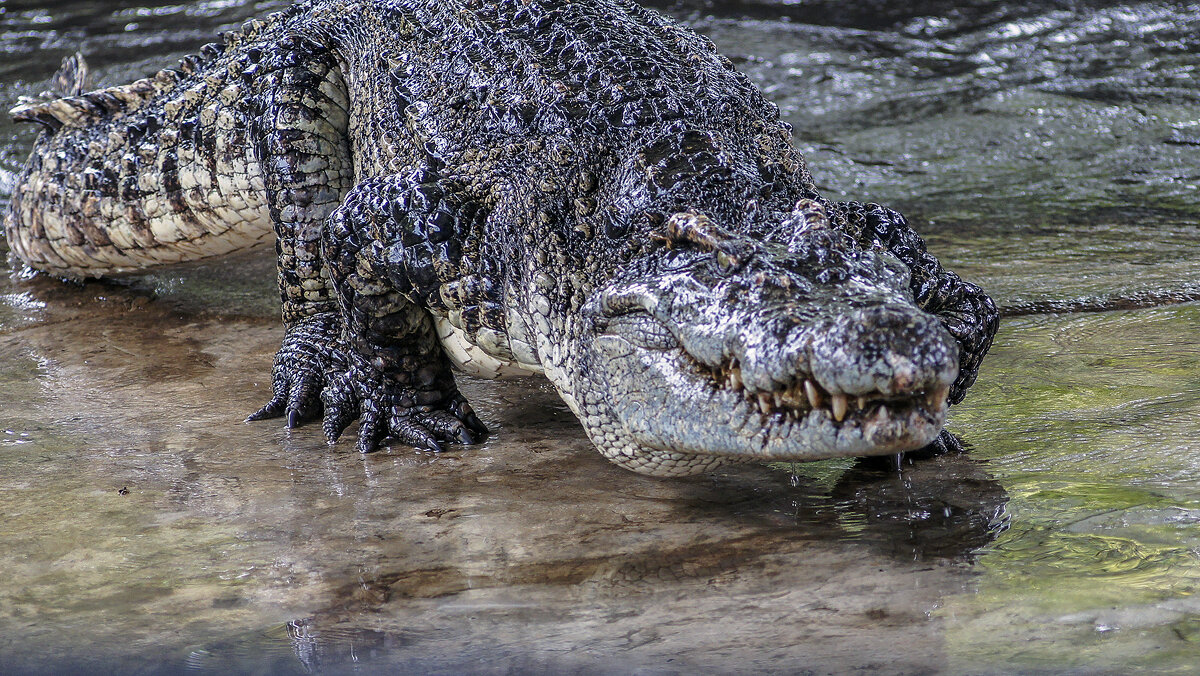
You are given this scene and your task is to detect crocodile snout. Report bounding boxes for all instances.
[808,305,959,400]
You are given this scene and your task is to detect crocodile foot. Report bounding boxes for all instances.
[247,312,343,427]
[320,351,488,454]
[920,429,966,457]
[857,429,967,471]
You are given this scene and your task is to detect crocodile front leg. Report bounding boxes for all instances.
[318,172,488,454]
[246,39,355,426]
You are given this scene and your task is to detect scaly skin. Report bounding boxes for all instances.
[4,0,998,476]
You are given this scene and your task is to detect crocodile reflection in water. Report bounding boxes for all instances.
[254,452,1009,673]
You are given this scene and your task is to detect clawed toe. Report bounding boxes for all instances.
[347,403,489,454]
[248,312,342,428]
[320,374,489,454]
[388,412,447,453]
[251,313,487,455]
[246,397,285,423]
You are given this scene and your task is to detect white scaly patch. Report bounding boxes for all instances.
[434,317,541,379]
[535,333,582,417]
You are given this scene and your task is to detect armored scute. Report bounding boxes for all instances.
[5,0,998,475]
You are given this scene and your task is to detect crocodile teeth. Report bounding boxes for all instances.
[712,359,939,426]
[831,393,848,422]
[804,379,822,409]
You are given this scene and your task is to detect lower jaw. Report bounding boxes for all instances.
[630,403,946,463]
[596,444,731,477]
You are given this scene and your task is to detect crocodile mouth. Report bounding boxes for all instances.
[593,309,951,460]
[698,358,950,426]
[596,310,950,429]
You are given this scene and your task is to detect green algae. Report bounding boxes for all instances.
[941,306,1200,673]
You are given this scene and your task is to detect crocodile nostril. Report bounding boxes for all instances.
[884,352,919,392]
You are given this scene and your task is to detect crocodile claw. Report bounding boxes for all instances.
[858,429,966,471]
[355,406,382,454]
[319,355,488,454]
[321,372,359,443]
[245,398,284,423]
[248,312,343,427]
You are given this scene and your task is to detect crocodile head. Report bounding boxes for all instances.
[573,206,959,476]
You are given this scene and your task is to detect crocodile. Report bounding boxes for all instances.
[4,0,998,476]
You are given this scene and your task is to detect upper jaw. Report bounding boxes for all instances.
[674,336,956,456]
[596,300,959,428]
[700,356,952,426]
[583,245,960,460]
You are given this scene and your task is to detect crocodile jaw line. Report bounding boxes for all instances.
[588,332,953,464]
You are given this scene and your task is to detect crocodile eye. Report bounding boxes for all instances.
[878,251,912,287]
[715,250,735,271]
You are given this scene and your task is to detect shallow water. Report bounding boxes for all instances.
[1,1,1199,673]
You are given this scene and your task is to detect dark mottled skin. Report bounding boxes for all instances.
[5,0,997,475]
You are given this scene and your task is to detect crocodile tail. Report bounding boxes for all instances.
[8,3,302,132]
[51,52,91,97]
[9,40,235,132]
[10,53,94,130]
[11,73,184,132]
